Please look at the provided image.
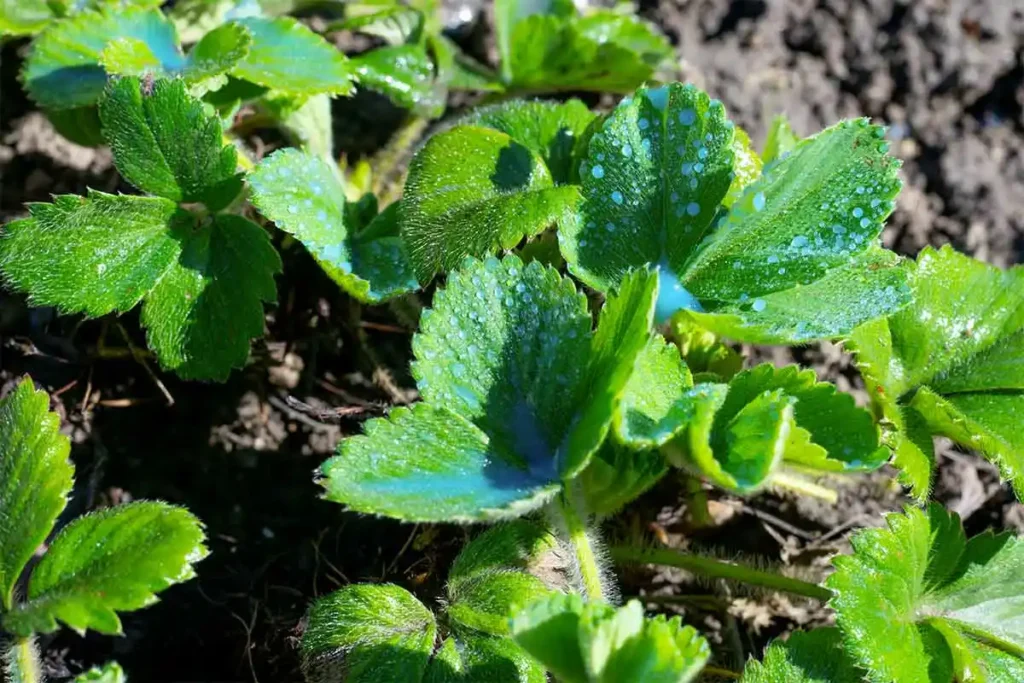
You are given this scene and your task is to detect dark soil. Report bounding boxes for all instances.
[1,0,1022,680]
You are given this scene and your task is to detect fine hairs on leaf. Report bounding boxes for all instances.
[0,378,208,644]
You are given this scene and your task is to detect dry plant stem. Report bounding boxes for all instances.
[4,637,42,683]
[610,546,833,601]
[551,493,605,601]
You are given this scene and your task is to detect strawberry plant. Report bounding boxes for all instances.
[0,379,207,682]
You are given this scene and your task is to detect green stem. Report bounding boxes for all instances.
[770,471,839,503]
[552,493,604,601]
[610,546,832,602]
[683,475,713,528]
[4,637,43,683]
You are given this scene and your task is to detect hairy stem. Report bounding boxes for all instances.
[770,471,839,503]
[551,493,605,601]
[4,637,43,683]
[610,546,832,601]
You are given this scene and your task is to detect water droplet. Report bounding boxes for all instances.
[860,217,871,228]
[853,207,864,218]
[638,118,649,130]
[698,147,708,160]
[316,210,327,221]
[791,235,808,248]
[288,205,298,214]
[678,108,696,125]
[752,299,767,312]
[686,202,700,216]
[753,191,766,211]
[681,162,694,176]
[591,165,604,179]
[605,222,616,232]
[97,263,106,275]
[611,191,624,205]
[767,254,779,264]
[622,144,632,157]
[856,186,865,194]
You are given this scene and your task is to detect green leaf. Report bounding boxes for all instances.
[73,662,127,683]
[426,632,545,683]
[506,13,670,94]
[320,256,654,521]
[563,84,909,343]
[0,193,189,317]
[351,45,444,117]
[401,126,580,281]
[447,522,558,636]
[3,502,208,637]
[100,77,240,206]
[0,380,73,611]
[332,5,425,45]
[0,0,52,36]
[140,214,280,381]
[579,438,667,517]
[0,194,280,380]
[849,246,1024,499]
[511,595,710,683]
[826,503,1024,683]
[740,628,863,683]
[23,8,184,110]
[249,149,417,303]
[100,21,251,88]
[493,0,574,82]
[230,17,354,96]
[762,114,800,164]
[666,313,742,381]
[615,335,697,450]
[463,99,597,185]
[302,583,436,683]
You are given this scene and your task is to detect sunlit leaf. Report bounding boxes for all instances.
[351,45,444,117]
[740,628,863,683]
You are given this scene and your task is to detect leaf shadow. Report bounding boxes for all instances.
[489,142,535,192]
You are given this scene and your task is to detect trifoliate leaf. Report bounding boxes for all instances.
[320,256,655,522]
[72,662,127,683]
[762,114,800,164]
[140,214,280,381]
[447,522,558,636]
[0,380,73,611]
[230,17,354,96]
[849,246,1024,499]
[100,77,240,207]
[426,632,545,683]
[511,595,710,683]
[563,84,909,343]
[579,439,667,517]
[249,149,417,303]
[740,628,863,683]
[506,13,669,94]
[826,503,1024,683]
[302,583,436,683]
[100,21,251,89]
[724,126,762,208]
[351,45,444,117]
[3,502,208,637]
[463,99,597,185]
[493,0,574,82]
[23,8,181,110]
[401,126,580,281]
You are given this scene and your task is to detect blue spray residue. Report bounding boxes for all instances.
[655,264,703,323]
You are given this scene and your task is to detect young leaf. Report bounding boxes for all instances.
[848,246,1024,499]
[3,502,208,637]
[249,149,418,303]
[511,594,710,683]
[494,0,574,82]
[320,256,655,522]
[463,99,597,185]
[73,662,127,683]
[100,77,240,207]
[447,522,558,636]
[350,45,444,117]
[562,83,909,343]
[826,503,1024,683]
[302,583,437,683]
[426,632,545,683]
[332,4,425,46]
[762,114,800,164]
[99,21,251,88]
[506,13,669,94]
[23,8,182,110]
[723,126,762,208]
[230,17,354,96]
[0,380,73,611]
[579,439,667,517]
[400,126,580,281]
[740,628,863,683]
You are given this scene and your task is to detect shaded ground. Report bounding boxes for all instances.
[1,0,1022,680]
